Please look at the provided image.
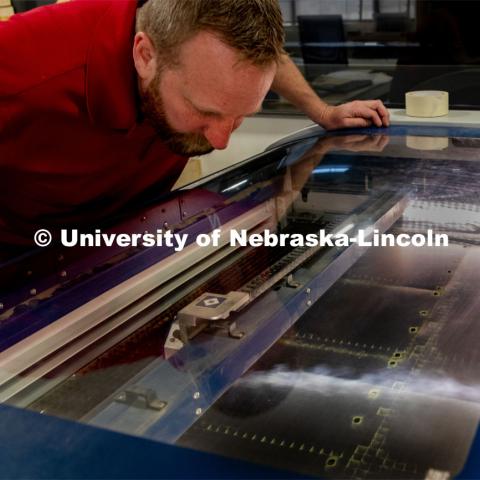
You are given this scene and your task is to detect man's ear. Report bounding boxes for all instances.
[133,32,157,86]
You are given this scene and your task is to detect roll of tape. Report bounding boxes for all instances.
[406,135,449,151]
[405,91,449,117]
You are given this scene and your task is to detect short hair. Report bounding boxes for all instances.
[136,0,285,67]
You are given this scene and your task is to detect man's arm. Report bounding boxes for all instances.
[271,54,390,129]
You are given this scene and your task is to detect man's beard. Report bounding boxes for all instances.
[139,73,214,157]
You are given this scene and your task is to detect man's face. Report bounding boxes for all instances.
[139,31,277,157]
[140,71,215,157]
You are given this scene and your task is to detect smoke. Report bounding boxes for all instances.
[242,364,480,407]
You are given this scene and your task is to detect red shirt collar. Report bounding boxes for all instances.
[85,0,139,130]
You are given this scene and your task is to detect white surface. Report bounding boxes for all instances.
[390,108,480,127]
[202,109,480,172]
[196,116,313,175]
[175,109,480,187]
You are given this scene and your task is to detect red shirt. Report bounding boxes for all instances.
[0,0,187,242]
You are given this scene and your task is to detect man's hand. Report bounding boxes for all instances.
[272,56,391,131]
[316,100,390,130]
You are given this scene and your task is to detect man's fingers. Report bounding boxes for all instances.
[356,104,383,127]
[377,102,390,126]
[343,117,372,128]
[344,101,382,127]
[362,100,390,126]
[324,100,390,130]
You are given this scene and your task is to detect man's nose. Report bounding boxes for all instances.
[203,118,236,150]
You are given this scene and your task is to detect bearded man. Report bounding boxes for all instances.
[0,0,389,231]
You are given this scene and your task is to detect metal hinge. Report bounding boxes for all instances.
[115,386,167,411]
